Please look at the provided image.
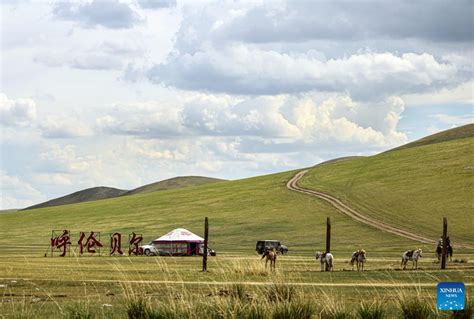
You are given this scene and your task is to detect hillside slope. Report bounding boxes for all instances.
[300,126,474,244]
[24,176,225,210]
[0,170,417,256]
[24,187,128,210]
[126,176,225,195]
[390,123,474,151]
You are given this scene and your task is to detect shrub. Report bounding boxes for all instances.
[64,302,93,319]
[230,284,248,300]
[398,298,432,319]
[126,297,150,319]
[266,283,296,302]
[272,300,314,319]
[356,301,385,319]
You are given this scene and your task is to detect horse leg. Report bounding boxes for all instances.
[273,257,276,271]
[265,258,268,269]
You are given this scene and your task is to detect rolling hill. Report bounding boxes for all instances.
[125,176,225,196]
[24,176,225,210]
[300,124,474,244]
[2,125,472,255]
[24,187,128,210]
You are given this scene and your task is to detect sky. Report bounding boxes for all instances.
[1,0,473,209]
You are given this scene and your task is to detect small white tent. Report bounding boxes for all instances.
[152,228,204,256]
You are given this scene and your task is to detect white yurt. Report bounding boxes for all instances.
[152,228,204,256]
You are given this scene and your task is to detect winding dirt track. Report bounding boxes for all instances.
[287,170,474,249]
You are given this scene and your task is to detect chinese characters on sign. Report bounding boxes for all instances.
[51,230,71,257]
[128,232,144,256]
[49,230,143,257]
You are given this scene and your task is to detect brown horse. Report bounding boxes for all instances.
[261,248,277,270]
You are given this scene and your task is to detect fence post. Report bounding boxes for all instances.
[202,217,209,272]
[441,217,447,270]
[326,217,331,253]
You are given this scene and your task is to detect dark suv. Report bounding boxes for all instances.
[256,240,288,255]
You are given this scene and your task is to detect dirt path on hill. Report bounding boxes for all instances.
[287,170,474,249]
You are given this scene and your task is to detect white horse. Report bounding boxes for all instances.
[401,248,422,270]
[350,249,366,271]
[315,251,334,272]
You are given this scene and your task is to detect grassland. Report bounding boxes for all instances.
[1,254,473,318]
[0,170,425,258]
[1,126,473,318]
[300,136,474,244]
[125,176,226,196]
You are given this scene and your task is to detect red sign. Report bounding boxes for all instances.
[110,232,123,255]
[48,230,144,257]
[77,231,103,255]
[51,230,71,257]
[128,232,143,256]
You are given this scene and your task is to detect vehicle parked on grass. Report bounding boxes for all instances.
[255,240,288,255]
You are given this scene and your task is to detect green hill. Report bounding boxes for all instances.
[24,187,128,210]
[389,123,474,151]
[300,125,474,244]
[125,176,225,195]
[24,176,225,210]
[2,126,472,256]
[0,169,416,256]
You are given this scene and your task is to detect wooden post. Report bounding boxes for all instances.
[51,230,54,258]
[441,217,447,270]
[326,217,331,253]
[202,217,209,272]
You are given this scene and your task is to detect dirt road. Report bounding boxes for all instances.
[287,170,474,249]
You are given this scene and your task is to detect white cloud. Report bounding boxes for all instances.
[0,93,37,127]
[148,46,461,99]
[0,170,45,209]
[429,114,473,126]
[95,92,407,149]
[34,52,123,70]
[52,0,142,29]
[402,81,474,106]
[39,115,93,139]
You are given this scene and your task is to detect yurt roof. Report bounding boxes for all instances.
[153,228,204,242]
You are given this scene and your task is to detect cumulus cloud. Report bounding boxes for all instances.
[0,170,45,209]
[211,1,473,44]
[34,52,123,70]
[39,116,93,139]
[0,93,36,127]
[53,0,142,29]
[95,93,407,149]
[148,47,460,99]
[137,0,177,10]
[37,144,98,174]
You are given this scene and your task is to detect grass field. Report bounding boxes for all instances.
[300,136,474,244]
[1,254,473,318]
[1,126,473,318]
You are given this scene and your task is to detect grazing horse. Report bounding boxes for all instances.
[315,251,334,272]
[261,248,277,270]
[401,248,423,270]
[350,249,366,271]
[436,245,453,262]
